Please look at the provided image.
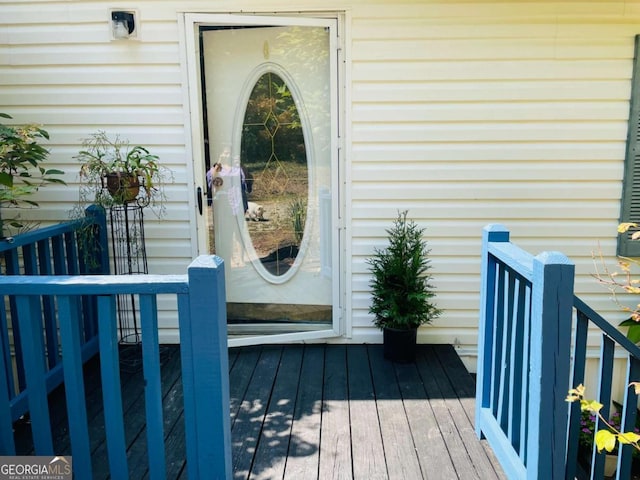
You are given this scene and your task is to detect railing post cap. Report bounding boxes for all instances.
[188,255,224,270]
[484,224,509,233]
[534,250,574,266]
[483,224,510,242]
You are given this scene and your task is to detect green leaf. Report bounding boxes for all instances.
[619,318,637,327]
[0,172,13,187]
[43,178,66,185]
[626,323,640,344]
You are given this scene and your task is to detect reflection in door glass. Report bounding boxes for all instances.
[201,23,334,333]
[241,72,308,276]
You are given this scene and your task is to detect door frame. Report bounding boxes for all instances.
[180,12,346,346]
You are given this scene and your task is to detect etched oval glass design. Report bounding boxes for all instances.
[240,72,308,277]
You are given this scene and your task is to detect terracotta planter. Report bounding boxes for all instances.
[605,454,617,477]
[104,172,140,203]
[383,327,418,363]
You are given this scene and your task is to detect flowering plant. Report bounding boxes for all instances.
[568,383,640,455]
[579,409,640,455]
[579,409,598,450]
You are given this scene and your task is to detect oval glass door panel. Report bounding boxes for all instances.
[241,72,308,277]
[202,23,334,337]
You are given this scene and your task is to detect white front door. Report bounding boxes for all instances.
[184,14,343,346]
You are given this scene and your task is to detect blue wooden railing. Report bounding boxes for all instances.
[0,256,232,479]
[476,224,640,480]
[0,206,109,421]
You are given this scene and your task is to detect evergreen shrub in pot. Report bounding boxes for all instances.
[367,210,441,363]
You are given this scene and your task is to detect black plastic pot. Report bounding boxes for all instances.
[383,327,418,363]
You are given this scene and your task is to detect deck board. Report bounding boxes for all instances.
[422,346,500,479]
[251,345,303,480]
[282,345,324,480]
[416,347,484,479]
[368,345,424,480]
[232,346,282,479]
[16,344,505,479]
[347,345,387,480]
[228,346,260,428]
[392,359,459,480]
[319,345,351,480]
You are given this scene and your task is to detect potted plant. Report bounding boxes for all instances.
[75,131,170,214]
[367,210,441,363]
[0,113,65,238]
[577,406,640,476]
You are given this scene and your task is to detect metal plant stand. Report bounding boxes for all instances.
[109,203,148,345]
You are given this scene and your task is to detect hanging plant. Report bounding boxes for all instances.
[75,131,172,216]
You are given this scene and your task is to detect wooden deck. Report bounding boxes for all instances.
[16,344,505,479]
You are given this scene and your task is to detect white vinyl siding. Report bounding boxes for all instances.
[348,2,640,367]
[0,5,191,278]
[2,1,640,369]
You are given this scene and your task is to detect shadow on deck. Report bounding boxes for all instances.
[15,344,505,480]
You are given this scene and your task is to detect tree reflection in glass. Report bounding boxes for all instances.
[241,72,308,276]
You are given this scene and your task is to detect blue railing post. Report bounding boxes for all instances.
[527,251,574,480]
[180,255,231,480]
[476,224,510,437]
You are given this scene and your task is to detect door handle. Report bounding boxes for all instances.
[196,186,203,215]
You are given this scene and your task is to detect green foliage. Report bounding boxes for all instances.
[620,318,640,343]
[241,72,305,165]
[367,210,441,329]
[287,198,306,244]
[75,131,171,216]
[594,223,640,344]
[0,113,66,237]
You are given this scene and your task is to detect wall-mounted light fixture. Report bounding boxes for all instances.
[111,10,137,40]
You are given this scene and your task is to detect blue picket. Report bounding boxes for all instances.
[57,295,92,479]
[593,336,615,480]
[140,294,166,480]
[565,311,589,480]
[0,331,14,455]
[0,295,13,401]
[618,357,640,479]
[98,295,129,479]
[15,294,53,454]
[37,239,59,370]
